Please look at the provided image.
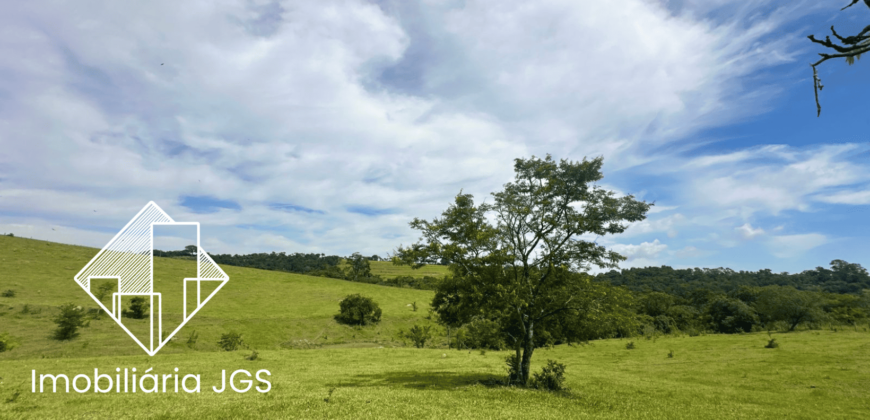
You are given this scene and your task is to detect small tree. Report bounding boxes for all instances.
[126,297,149,319]
[404,324,433,348]
[53,303,89,340]
[754,286,824,331]
[345,253,372,281]
[335,294,382,326]
[395,155,650,386]
[184,245,198,256]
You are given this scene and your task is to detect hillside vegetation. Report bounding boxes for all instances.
[1,236,869,419]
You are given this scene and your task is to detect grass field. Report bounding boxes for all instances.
[1,235,869,419]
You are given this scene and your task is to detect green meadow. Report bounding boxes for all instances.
[1,235,869,419]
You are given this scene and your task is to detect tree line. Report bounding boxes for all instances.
[596,260,870,295]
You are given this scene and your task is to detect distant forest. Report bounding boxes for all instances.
[596,259,870,296]
[154,246,869,335]
[154,247,343,275]
[158,247,869,297]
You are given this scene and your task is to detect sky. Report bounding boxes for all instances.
[1,0,868,275]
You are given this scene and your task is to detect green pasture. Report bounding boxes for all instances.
[1,235,868,419]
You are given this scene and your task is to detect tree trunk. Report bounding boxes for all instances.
[520,320,534,386]
[447,326,451,349]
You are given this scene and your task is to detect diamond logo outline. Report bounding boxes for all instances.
[74,201,229,356]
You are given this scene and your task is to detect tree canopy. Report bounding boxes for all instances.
[395,155,650,385]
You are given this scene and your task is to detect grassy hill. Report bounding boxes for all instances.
[339,259,450,280]
[0,235,437,359]
[1,235,869,419]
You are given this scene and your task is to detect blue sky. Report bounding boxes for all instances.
[0,0,868,274]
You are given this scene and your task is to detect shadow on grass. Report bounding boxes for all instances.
[327,370,507,391]
[324,370,579,401]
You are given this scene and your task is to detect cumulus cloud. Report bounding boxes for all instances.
[0,0,846,265]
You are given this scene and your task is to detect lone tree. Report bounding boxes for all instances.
[345,252,372,282]
[808,0,870,116]
[394,155,650,386]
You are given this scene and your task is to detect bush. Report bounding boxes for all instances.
[1,289,14,298]
[0,333,17,353]
[125,297,149,319]
[463,318,505,350]
[530,359,567,391]
[653,315,676,334]
[219,332,244,351]
[53,303,89,340]
[765,338,779,349]
[404,324,432,348]
[626,341,635,349]
[186,330,199,349]
[334,294,382,326]
[505,354,522,385]
[708,298,759,334]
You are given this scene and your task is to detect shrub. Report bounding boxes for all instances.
[1,289,14,298]
[653,315,676,334]
[463,318,505,350]
[186,330,199,349]
[404,324,432,348]
[505,354,522,385]
[0,333,17,352]
[219,332,244,351]
[708,298,759,333]
[334,294,382,326]
[626,341,635,350]
[93,282,116,307]
[53,303,89,340]
[530,359,567,391]
[128,297,149,319]
[765,338,779,349]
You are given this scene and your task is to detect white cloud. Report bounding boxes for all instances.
[682,143,870,217]
[611,239,668,261]
[647,205,679,214]
[766,233,827,259]
[0,0,839,262]
[735,223,765,240]
[624,213,686,238]
[814,189,870,205]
